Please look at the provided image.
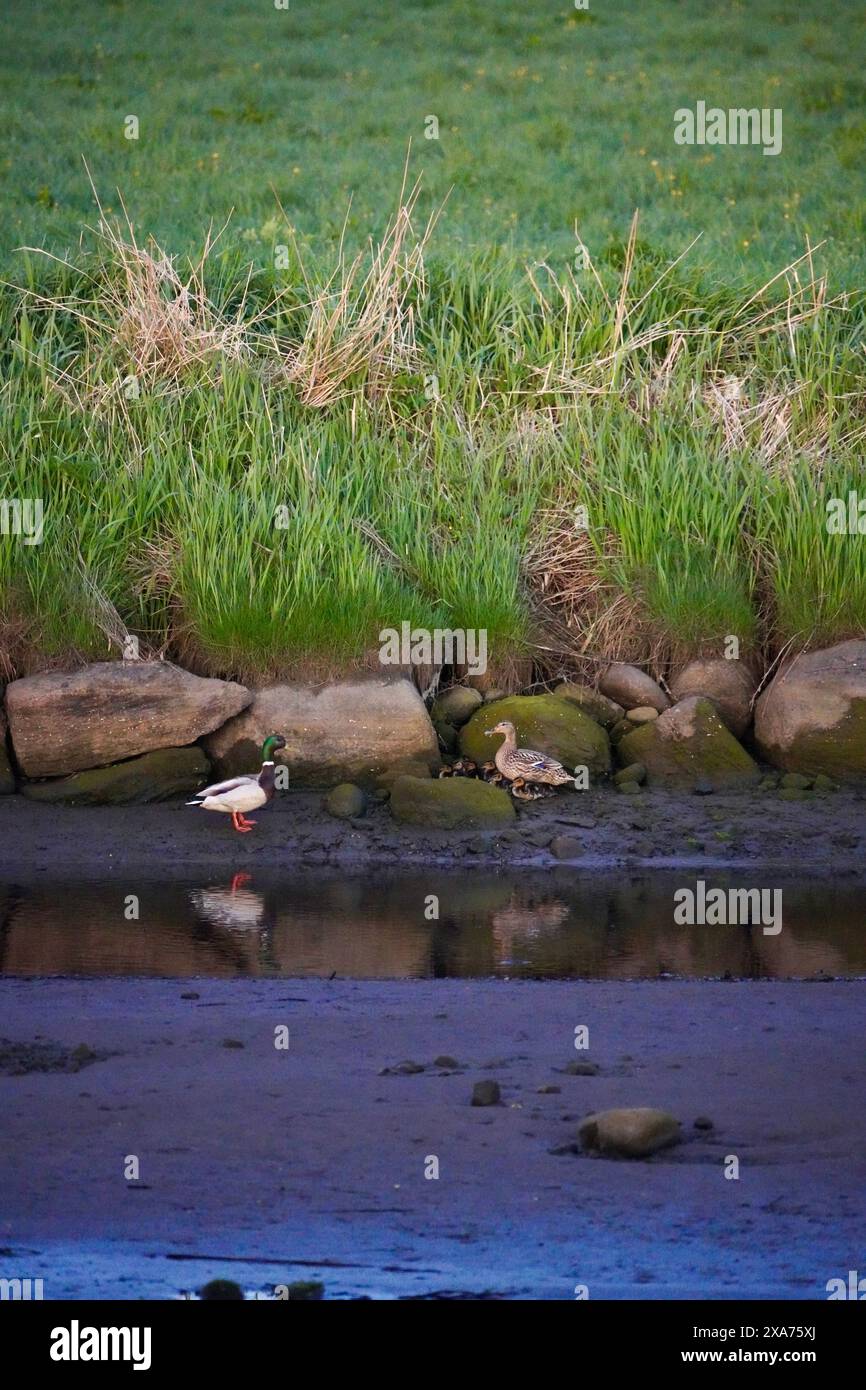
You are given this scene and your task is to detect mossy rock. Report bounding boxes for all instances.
[459,695,610,776]
[754,641,866,782]
[430,686,482,728]
[617,696,759,790]
[553,682,623,729]
[22,746,210,805]
[375,759,434,790]
[324,783,366,818]
[389,775,516,830]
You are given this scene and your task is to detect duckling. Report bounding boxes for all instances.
[479,760,505,785]
[486,720,577,789]
[510,778,549,802]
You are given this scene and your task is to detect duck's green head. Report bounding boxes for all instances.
[261,734,287,763]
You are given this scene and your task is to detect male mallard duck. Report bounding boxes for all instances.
[486,720,576,789]
[187,735,286,833]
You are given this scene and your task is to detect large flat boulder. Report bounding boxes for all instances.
[617,695,759,789]
[5,662,250,778]
[754,640,866,781]
[389,775,516,829]
[204,677,440,787]
[599,664,669,713]
[670,658,755,738]
[22,746,210,805]
[459,694,610,776]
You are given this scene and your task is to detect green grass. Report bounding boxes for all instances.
[1,0,865,282]
[0,0,865,687]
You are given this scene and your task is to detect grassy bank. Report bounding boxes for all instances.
[1,0,864,688]
[1,202,864,686]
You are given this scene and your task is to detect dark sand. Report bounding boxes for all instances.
[1,976,863,1299]
[1,783,864,876]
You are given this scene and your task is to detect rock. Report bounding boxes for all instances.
[614,762,646,786]
[222,1038,245,1049]
[391,1060,425,1075]
[537,1084,561,1094]
[813,773,838,792]
[376,760,434,789]
[471,1080,501,1107]
[564,1061,600,1076]
[0,706,14,794]
[779,787,811,801]
[550,834,583,859]
[21,746,210,805]
[205,677,439,787]
[459,694,610,776]
[389,775,516,830]
[626,706,658,725]
[483,688,507,704]
[610,718,633,744]
[199,1279,244,1301]
[434,1055,460,1069]
[670,658,756,739]
[433,719,458,753]
[616,780,642,795]
[599,664,669,713]
[431,686,483,728]
[553,682,624,729]
[577,1107,681,1158]
[284,1281,324,1301]
[524,827,553,847]
[5,662,250,779]
[324,783,366,819]
[780,772,812,790]
[754,641,866,782]
[693,1115,714,1132]
[617,696,760,790]
[692,778,714,796]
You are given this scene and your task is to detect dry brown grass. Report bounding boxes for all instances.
[524,507,669,686]
[275,177,438,408]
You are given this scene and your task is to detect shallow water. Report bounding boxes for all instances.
[1,869,863,979]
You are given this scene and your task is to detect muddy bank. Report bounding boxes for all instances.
[1,784,864,878]
[0,976,863,1299]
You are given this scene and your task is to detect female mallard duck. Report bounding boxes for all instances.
[486,721,576,789]
[187,735,286,833]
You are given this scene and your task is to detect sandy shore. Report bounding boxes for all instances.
[1,783,864,876]
[1,975,864,1299]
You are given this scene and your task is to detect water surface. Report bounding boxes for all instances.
[1,870,863,979]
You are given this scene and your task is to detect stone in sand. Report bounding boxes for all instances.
[550,835,583,860]
[578,1107,681,1158]
[471,1080,501,1107]
[325,783,367,818]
